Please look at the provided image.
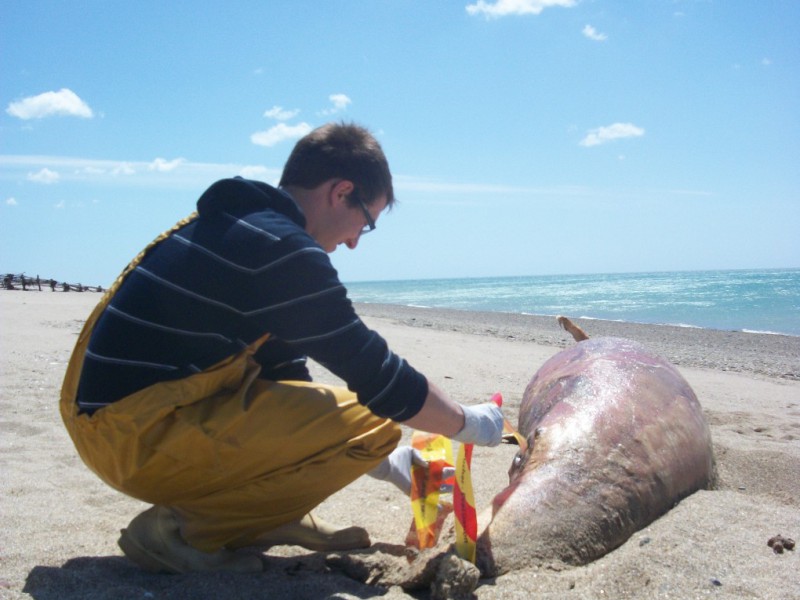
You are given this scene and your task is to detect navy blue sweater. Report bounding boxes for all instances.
[76,178,428,421]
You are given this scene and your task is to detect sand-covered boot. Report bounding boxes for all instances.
[237,512,370,552]
[118,505,263,574]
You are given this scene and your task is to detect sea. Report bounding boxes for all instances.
[345,268,800,337]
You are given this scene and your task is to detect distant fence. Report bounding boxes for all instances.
[2,273,104,293]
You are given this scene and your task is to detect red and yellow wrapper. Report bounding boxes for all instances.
[454,439,477,562]
[409,393,513,557]
[453,392,504,563]
[408,431,454,549]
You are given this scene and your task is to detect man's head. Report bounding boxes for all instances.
[280,122,395,252]
[279,122,395,210]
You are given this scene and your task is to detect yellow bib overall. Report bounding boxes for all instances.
[60,215,400,551]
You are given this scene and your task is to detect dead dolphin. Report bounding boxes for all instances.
[477,335,714,575]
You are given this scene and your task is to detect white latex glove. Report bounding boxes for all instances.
[451,403,504,447]
[368,446,455,496]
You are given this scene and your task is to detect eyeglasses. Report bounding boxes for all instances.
[353,194,376,235]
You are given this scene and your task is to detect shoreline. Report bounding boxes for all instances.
[1,290,797,380]
[354,302,800,381]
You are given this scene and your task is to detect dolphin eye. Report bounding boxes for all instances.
[512,453,524,469]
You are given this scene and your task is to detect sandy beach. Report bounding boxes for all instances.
[2,292,798,599]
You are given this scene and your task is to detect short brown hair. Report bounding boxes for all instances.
[279,122,395,208]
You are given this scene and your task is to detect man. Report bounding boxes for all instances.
[60,122,503,574]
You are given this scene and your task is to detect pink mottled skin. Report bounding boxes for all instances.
[477,337,714,576]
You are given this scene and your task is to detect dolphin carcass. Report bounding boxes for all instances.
[477,328,714,576]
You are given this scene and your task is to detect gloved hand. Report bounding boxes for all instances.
[452,402,504,447]
[368,446,455,496]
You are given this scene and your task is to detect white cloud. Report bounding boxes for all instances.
[580,122,645,147]
[582,24,607,41]
[395,174,589,196]
[78,166,105,175]
[466,0,577,18]
[329,94,352,111]
[761,58,772,66]
[27,168,60,184]
[54,200,65,209]
[0,155,281,188]
[264,106,300,121]
[6,88,93,120]
[251,122,313,147]
[148,157,186,172]
[238,165,274,182]
[319,94,352,116]
[6,197,18,206]
[112,163,136,176]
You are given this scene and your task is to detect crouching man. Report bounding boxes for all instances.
[60,122,503,574]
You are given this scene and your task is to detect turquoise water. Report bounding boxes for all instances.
[345,269,800,336]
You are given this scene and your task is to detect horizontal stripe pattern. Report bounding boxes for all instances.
[77,178,427,420]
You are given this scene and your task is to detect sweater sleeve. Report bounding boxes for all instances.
[238,233,428,421]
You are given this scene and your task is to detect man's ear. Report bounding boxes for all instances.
[330,179,355,206]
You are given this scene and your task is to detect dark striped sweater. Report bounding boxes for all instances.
[76,177,428,421]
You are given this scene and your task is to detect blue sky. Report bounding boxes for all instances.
[2,0,798,286]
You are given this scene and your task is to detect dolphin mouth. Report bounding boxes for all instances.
[501,419,528,452]
[502,431,527,450]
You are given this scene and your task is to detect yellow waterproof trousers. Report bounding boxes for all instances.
[59,218,401,552]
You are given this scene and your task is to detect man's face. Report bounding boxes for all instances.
[314,180,387,253]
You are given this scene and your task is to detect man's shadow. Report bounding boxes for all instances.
[23,550,405,600]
